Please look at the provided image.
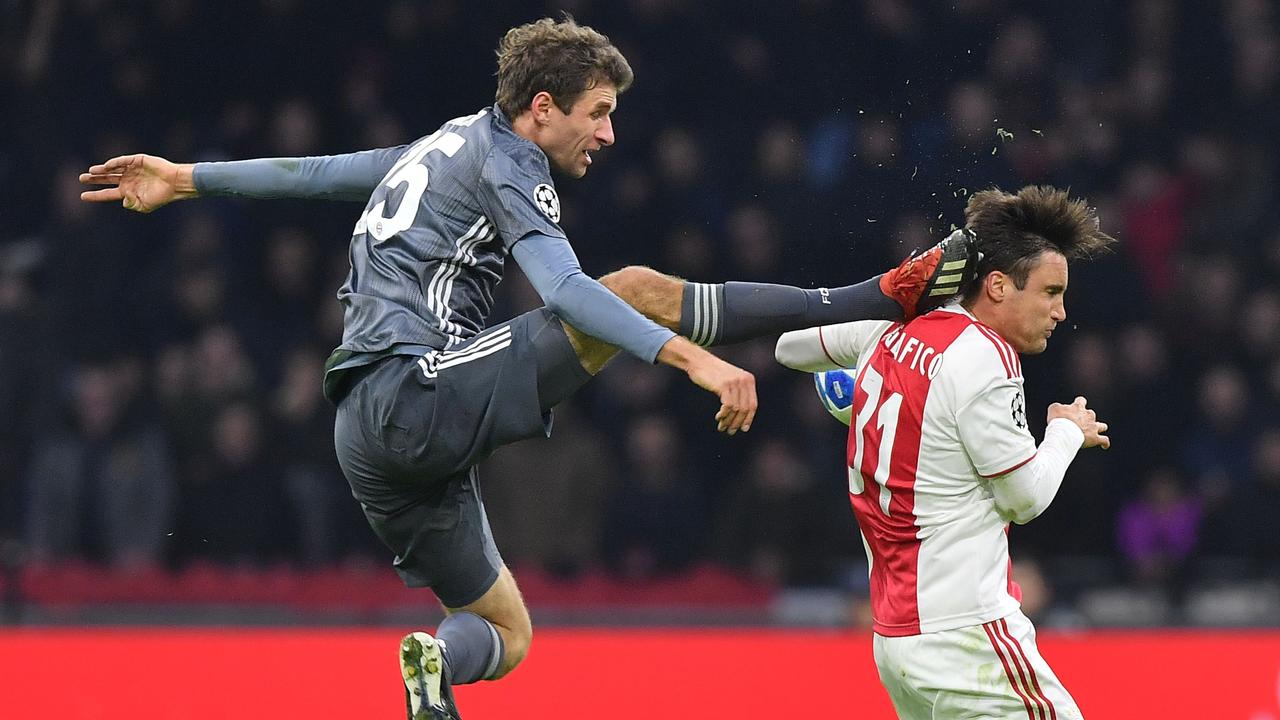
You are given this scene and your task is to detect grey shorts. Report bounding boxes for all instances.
[333,308,591,607]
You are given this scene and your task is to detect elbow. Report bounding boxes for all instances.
[774,327,841,372]
[539,273,581,318]
[774,333,804,369]
[774,340,791,368]
[992,493,1045,525]
[1010,511,1039,526]
[999,501,1044,525]
[542,290,566,316]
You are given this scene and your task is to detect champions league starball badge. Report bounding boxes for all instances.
[533,183,560,223]
[1011,390,1027,429]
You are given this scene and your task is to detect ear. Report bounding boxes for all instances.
[984,271,1008,303]
[530,91,556,126]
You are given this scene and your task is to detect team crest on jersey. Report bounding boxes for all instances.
[1011,390,1027,429]
[533,183,561,223]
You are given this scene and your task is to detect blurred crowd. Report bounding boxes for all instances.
[3,0,1279,624]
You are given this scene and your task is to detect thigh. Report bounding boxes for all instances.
[448,564,531,637]
[876,615,1083,720]
[873,633,939,720]
[560,321,619,376]
[422,308,592,472]
[337,311,589,490]
[970,612,1082,720]
[358,465,505,608]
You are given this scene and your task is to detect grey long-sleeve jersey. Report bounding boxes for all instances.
[194,105,676,375]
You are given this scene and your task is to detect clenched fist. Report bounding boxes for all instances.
[1047,396,1110,449]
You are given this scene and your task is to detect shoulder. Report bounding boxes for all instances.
[947,322,1024,384]
[396,110,495,184]
[442,107,495,145]
[961,322,1022,380]
[917,310,1022,382]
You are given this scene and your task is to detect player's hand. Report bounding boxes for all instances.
[690,355,757,435]
[655,337,758,434]
[79,154,197,213]
[1047,396,1110,449]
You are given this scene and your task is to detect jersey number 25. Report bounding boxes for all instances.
[357,130,466,242]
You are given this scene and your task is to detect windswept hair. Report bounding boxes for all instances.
[495,16,634,119]
[961,185,1115,301]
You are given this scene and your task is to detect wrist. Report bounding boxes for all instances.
[656,335,702,371]
[1046,417,1086,447]
[173,163,199,198]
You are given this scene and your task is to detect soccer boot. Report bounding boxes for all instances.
[879,227,980,319]
[401,631,461,720]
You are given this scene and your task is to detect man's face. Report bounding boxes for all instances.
[540,83,617,178]
[997,250,1068,355]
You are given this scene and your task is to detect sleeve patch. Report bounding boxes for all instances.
[533,183,560,223]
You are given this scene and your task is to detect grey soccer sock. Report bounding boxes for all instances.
[680,276,899,346]
[437,611,505,684]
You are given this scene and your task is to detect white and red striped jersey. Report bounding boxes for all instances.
[814,306,1036,636]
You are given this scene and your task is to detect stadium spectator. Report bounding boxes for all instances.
[178,400,285,564]
[602,414,706,579]
[1116,467,1202,597]
[25,362,174,568]
[713,436,853,586]
[482,403,614,578]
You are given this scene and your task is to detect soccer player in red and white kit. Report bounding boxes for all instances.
[776,186,1114,719]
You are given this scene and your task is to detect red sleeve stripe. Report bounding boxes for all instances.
[973,324,1021,379]
[817,326,844,368]
[979,453,1036,478]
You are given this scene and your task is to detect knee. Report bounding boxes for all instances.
[493,617,532,678]
[597,267,682,328]
[597,265,670,299]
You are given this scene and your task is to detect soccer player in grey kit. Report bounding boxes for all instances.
[81,17,975,720]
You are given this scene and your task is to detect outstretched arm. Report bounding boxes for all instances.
[775,321,892,372]
[80,147,406,212]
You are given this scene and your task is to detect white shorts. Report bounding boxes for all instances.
[873,610,1082,720]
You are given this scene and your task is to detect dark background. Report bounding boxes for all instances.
[3,0,1278,627]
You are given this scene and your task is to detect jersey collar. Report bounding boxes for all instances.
[490,103,554,175]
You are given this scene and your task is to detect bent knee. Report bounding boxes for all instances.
[597,265,672,295]
[596,266,682,328]
[493,621,532,678]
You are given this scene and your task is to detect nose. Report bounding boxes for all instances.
[596,115,614,147]
[1051,297,1066,323]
